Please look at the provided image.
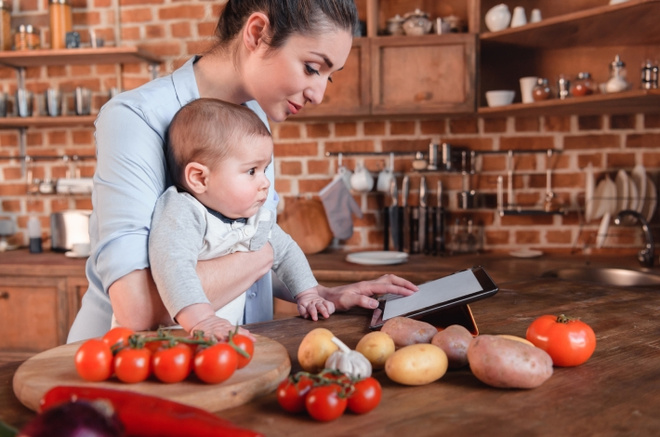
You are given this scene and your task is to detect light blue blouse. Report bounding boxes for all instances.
[67,57,278,343]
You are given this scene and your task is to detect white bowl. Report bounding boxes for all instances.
[486,90,515,107]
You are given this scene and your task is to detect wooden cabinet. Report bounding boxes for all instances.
[0,251,87,352]
[477,0,660,116]
[371,34,476,115]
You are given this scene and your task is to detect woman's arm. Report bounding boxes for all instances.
[317,274,418,311]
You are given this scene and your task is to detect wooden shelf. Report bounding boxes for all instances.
[0,46,161,69]
[480,0,660,48]
[478,89,660,117]
[0,115,96,129]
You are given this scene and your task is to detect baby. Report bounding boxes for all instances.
[148,98,334,340]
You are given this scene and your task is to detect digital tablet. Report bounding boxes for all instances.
[369,266,498,329]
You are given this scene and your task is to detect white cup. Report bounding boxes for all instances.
[71,242,91,257]
[334,165,353,190]
[350,164,374,192]
[519,76,539,103]
[530,8,542,23]
[511,6,527,28]
[376,167,394,193]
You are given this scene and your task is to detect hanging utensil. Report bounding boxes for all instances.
[418,176,428,254]
[389,178,401,251]
[434,180,446,255]
[401,175,411,253]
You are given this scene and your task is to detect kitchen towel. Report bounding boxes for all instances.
[319,177,363,240]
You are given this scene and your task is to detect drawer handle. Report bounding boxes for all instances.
[0,291,9,299]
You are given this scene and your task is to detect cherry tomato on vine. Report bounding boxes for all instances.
[231,334,255,369]
[194,343,238,384]
[114,347,152,383]
[276,375,315,413]
[74,339,113,382]
[101,327,135,349]
[152,343,193,383]
[347,377,382,414]
[526,314,596,367]
[305,384,347,422]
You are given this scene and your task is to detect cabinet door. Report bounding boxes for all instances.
[297,39,371,118]
[371,34,477,115]
[66,276,89,332]
[0,277,69,352]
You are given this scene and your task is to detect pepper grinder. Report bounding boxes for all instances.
[28,216,42,253]
[641,59,659,90]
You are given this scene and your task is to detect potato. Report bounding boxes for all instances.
[497,334,534,347]
[467,335,553,389]
[380,317,437,348]
[385,343,448,386]
[297,328,338,373]
[431,324,474,368]
[356,331,395,369]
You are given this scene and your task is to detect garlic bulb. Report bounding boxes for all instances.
[324,336,372,379]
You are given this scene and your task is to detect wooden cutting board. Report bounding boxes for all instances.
[278,197,333,254]
[13,333,291,413]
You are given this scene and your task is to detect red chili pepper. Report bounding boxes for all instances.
[40,385,263,437]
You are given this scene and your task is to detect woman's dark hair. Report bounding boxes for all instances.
[216,0,359,50]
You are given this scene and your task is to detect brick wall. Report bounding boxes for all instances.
[1,1,658,256]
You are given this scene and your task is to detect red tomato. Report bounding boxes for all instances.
[74,339,113,382]
[231,334,255,369]
[114,347,152,383]
[276,375,315,413]
[194,343,238,384]
[152,343,193,383]
[526,314,596,367]
[347,377,382,414]
[305,384,347,422]
[101,327,135,349]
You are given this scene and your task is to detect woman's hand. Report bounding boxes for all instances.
[317,274,418,312]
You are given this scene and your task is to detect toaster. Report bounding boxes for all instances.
[50,210,92,252]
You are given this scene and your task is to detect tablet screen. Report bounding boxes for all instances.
[383,269,484,320]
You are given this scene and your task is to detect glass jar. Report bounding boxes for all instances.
[532,78,551,101]
[13,24,40,51]
[49,0,72,50]
[0,0,11,51]
[572,72,595,97]
[606,54,629,93]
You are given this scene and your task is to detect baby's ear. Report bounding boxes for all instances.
[184,162,209,194]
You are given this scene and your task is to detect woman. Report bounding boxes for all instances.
[67,0,417,343]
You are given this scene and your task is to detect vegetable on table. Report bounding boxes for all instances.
[385,343,448,386]
[39,386,263,437]
[18,400,124,437]
[380,317,437,348]
[467,334,553,389]
[526,314,596,367]
[297,328,339,373]
[325,336,372,379]
[431,324,474,369]
[355,331,395,369]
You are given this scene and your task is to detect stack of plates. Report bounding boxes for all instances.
[585,164,657,222]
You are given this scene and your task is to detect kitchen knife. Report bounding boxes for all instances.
[419,176,428,254]
[401,175,411,253]
[435,180,446,255]
[389,178,401,251]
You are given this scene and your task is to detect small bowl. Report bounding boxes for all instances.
[486,90,515,107]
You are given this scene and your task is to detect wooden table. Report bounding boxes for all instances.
[2,276,659,435]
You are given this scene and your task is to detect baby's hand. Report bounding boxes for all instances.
[296,288,336,321]
[190,315,253,342]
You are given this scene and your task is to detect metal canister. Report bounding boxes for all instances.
[641,60,659,90]
[0,0,11,51]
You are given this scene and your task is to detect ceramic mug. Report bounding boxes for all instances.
[376,166,394,193]
[511,6,527,28]
[334,165,353,190]
[519,76,538,103]
[350,164,374,192]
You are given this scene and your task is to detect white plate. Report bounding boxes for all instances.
[628,173,639,212]
[585,164,595,221]
[346,251,409,265]
[509,249,543,258]
[65,251,89,258]
[614,169,629,213]
[592,176,616,220]
[642,175,657,222]
[631,164,647,214]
